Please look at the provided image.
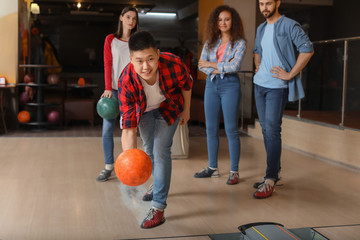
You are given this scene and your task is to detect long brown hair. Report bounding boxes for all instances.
[206,5,245,50]
[114,6,139,38]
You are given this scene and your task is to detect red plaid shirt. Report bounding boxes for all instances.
[118,52,193,129]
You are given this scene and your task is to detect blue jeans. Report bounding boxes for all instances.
[204,74,241,172]
[138,109,179,210]
[102,90,119,165]
[254,84,288,180]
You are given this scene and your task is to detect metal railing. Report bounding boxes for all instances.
[292,36,360,130]
[238,71,254,130]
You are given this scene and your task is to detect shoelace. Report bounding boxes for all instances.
[145,208,156,220]
[205,167,216,174]
[146,184,153,194]
[258,183,272,192]
[100,169,111,175]
[230,172,239,179]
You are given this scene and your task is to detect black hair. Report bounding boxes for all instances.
[129,31,157,52]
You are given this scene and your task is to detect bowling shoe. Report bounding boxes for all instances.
[194,167,219,178]
[140,207,165,229]
[96,168,113,182]
[142,184,153,201]
[253,182,275,199]
[226,171,239,185]
[253,178,282,188]
[253,174,281,189]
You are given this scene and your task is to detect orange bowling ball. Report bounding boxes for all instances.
[17,110,31,123]
[78,77,85,86]
[114,149,152,186]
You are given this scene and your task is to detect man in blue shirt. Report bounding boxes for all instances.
[253,0,314,199]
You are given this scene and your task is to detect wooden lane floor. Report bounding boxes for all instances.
[0,136,359,239]
[313,225,360,240]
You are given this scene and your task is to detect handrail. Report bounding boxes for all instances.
[238,71,254,130]
[340,40,349,127]
[300,36,360,128]
[312,36,360,44]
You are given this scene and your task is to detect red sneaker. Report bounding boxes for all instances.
[142,184,153,201]
[226,172,239,185]
[140,207,165,229]
[253,183,274,199]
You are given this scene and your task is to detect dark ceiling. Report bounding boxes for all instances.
[29,0,199,70]
[33,0,198,22]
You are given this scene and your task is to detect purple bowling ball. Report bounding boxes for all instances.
[20,91,30,104]
[47,110,60,123]
[24,73,35,83]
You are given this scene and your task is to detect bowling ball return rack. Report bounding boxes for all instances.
[18,64,63,131]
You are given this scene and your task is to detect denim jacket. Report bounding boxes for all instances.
[254,16,314,102]
[199,38,246,81]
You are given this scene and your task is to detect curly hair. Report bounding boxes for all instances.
[205,5,245,50]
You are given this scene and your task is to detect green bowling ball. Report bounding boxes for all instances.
[96,97,120,120]
[28,111,34,121]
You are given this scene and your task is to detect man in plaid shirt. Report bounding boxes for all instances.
[118,31,192,228]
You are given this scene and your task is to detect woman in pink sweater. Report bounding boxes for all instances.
[96,6,139,182]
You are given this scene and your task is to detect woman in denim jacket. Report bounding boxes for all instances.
[194,5,246,185]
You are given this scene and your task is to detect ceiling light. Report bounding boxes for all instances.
[30,3,40,14]
[142,12,176,17]
[77,2,81,9]
[146,12,176,17]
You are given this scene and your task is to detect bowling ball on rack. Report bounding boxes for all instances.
[28,111,34,121]
[17,110,31,123]
[96,97,119,120]
[114,149,152,186]
[47,74,60,85]
[19,91,30,104]
[78,77,86,86]
[47,110,60,123]
[31,27,40,35]
[24,73,35,83]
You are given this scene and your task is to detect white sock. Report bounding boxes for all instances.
[105,164,114,171]
[152,206,164,212]
[209,167,217,170]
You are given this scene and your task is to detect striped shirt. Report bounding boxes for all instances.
[118,52,193,129]
[199,38,246,81]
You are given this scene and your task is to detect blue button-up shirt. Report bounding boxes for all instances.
[254,16,314,101]
[199,38,246,81]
